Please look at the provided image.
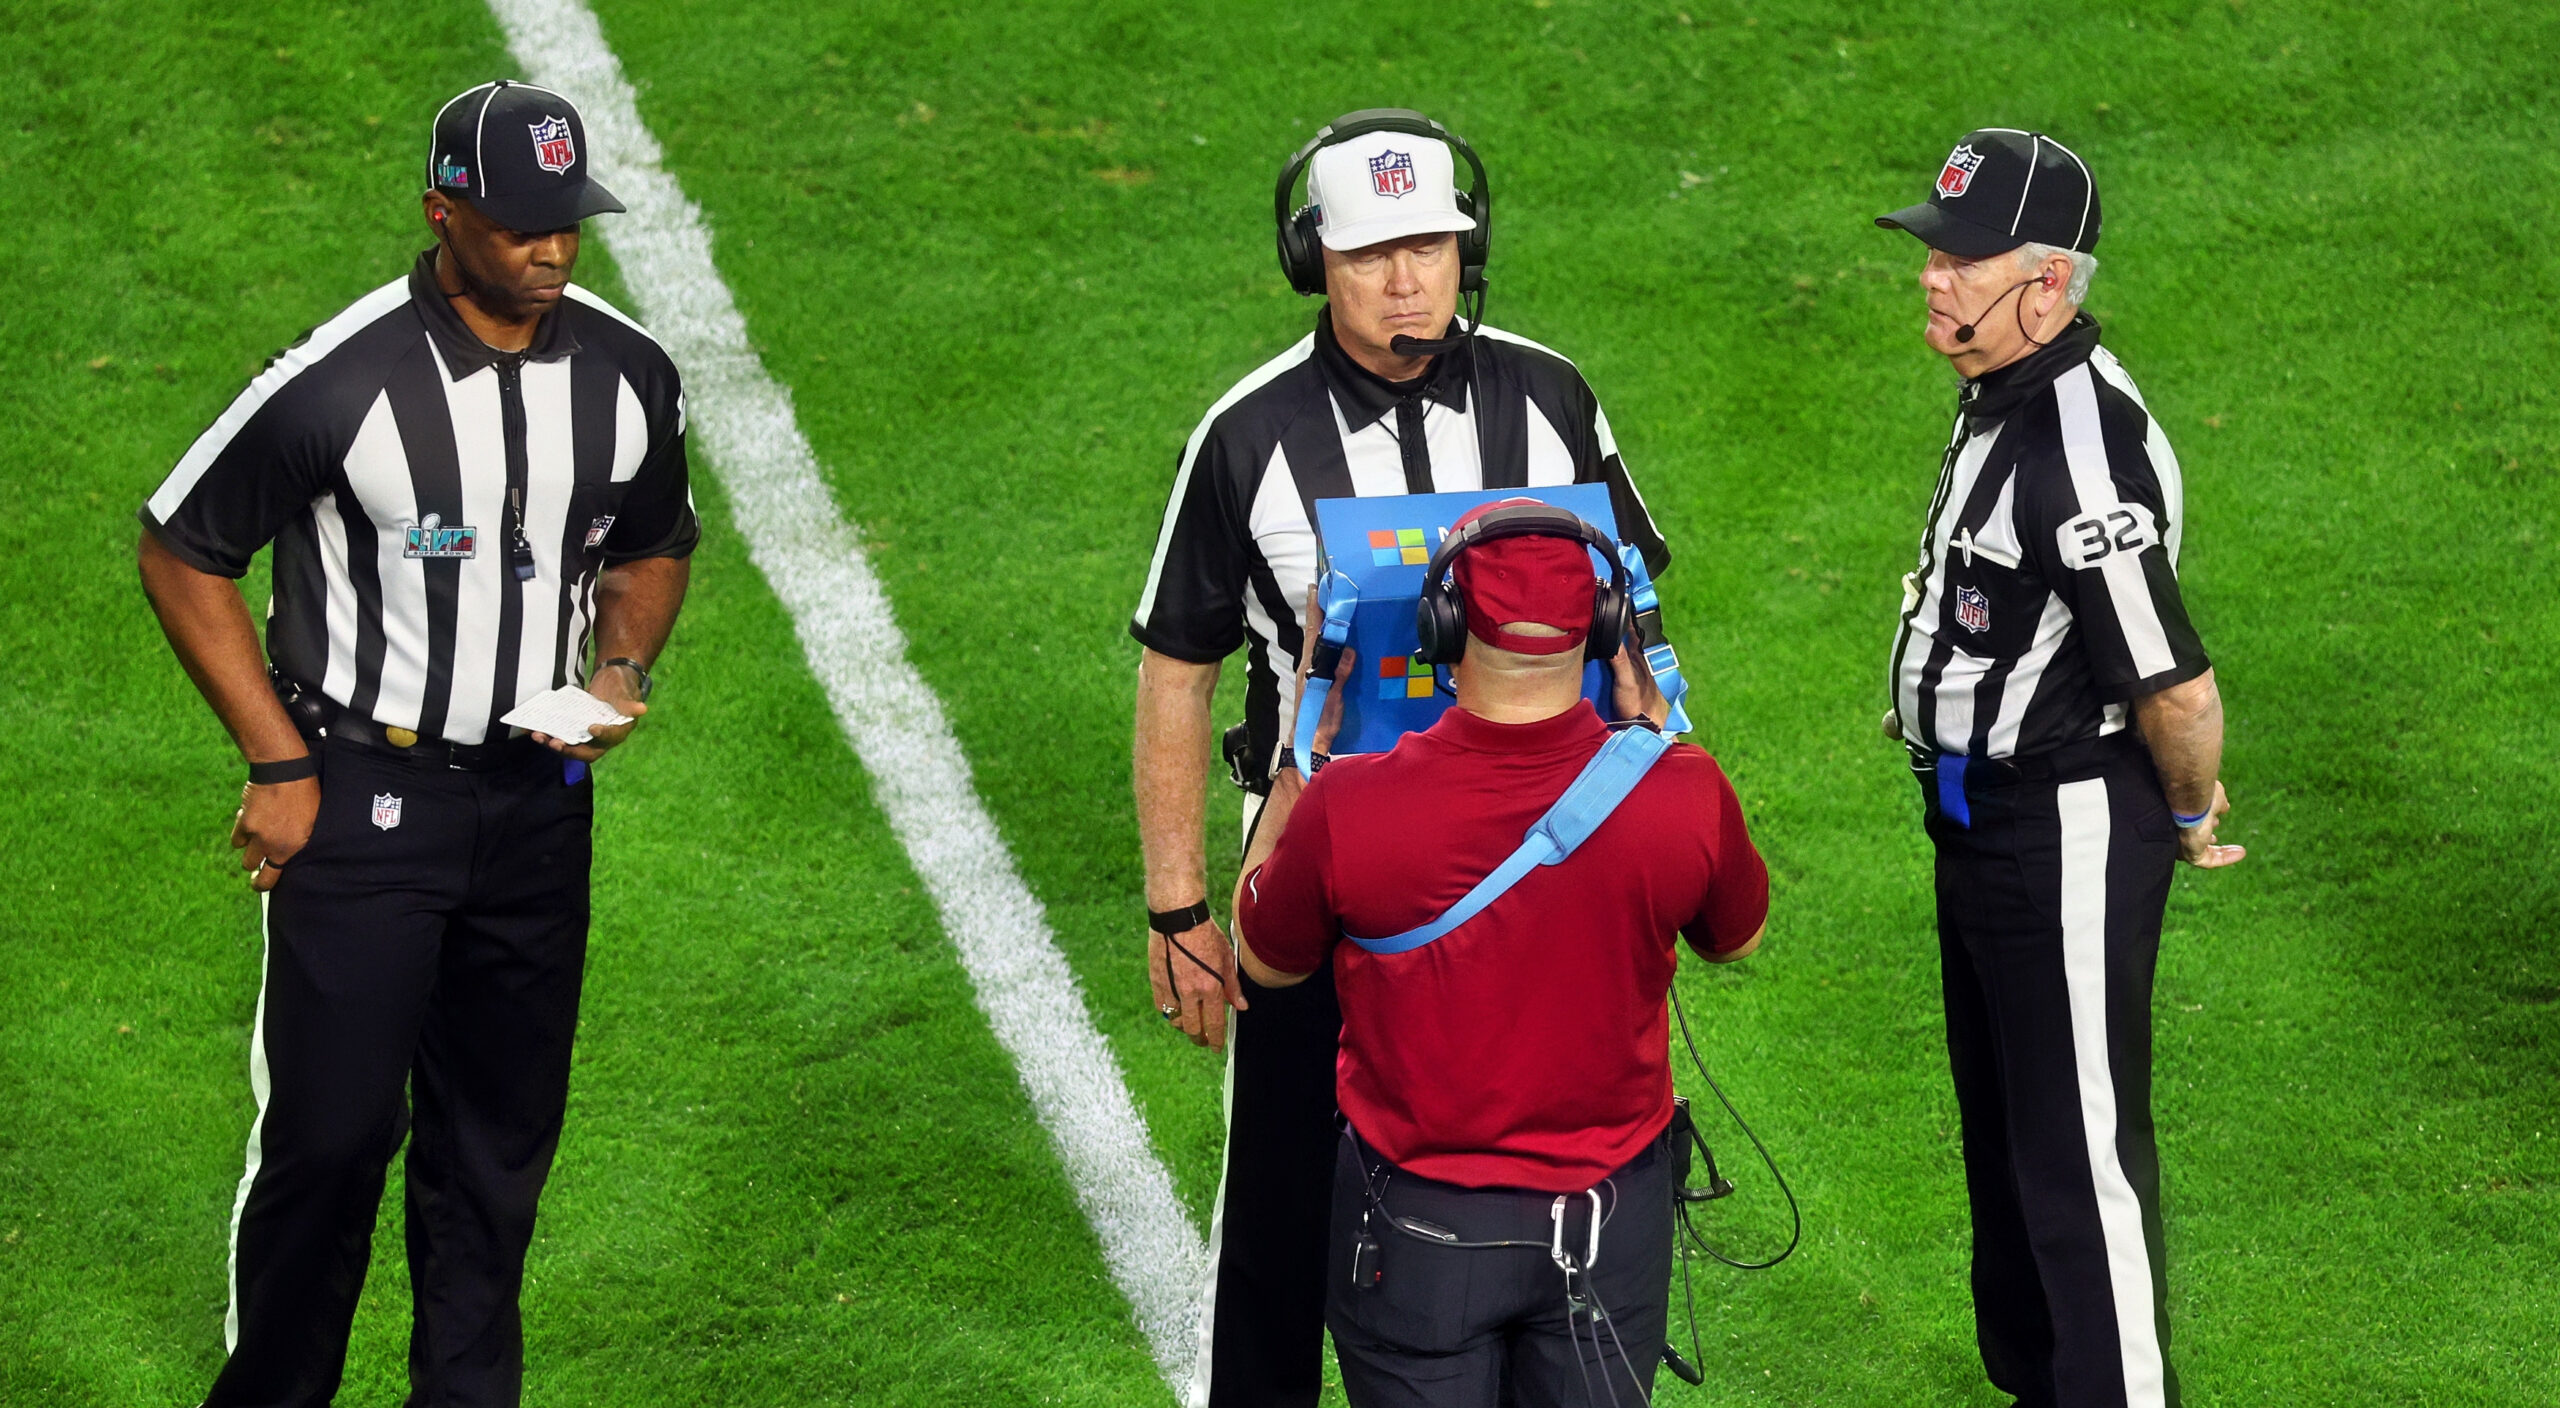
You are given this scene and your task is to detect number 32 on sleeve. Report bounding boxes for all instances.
[2055,503,2160,570]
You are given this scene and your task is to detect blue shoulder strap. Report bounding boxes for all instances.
[1346,725,1674,955]
[1620,542,1694,736]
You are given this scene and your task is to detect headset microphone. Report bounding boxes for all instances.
[1390,330,1467,357]
[1389,282,1486,359]
[1953,273,2056,344]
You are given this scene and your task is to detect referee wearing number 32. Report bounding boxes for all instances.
[1876,129,2243,1408]
[136,82,695,1407]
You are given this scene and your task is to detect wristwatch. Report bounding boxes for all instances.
[598,656,654,702]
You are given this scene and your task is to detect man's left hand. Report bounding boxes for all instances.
[532,666,649,762]
[2177,780,2246,869]
[1609,640,1671,730]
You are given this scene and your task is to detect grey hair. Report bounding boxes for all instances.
[2015,241,2099,304]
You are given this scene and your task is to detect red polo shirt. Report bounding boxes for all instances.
[1238,702,1768,1192]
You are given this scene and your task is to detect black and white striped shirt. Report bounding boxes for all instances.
[1133,310,1669,776]
[1889,316,2208,761]
[141,252,699,746]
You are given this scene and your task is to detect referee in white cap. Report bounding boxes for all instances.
[1131,110,1672,1406]
[1874,128,2243,1408]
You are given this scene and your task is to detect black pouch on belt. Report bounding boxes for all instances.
[1221,721,1271,796]
[268,665,340,743]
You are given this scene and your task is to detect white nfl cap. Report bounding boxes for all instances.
[1307,132,1476,253]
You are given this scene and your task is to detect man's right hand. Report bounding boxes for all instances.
[1149,918,1246,1052]
[233,776,319,892]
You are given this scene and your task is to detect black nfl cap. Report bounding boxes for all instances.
[1876,128,2100,258]
[427,80,624,233]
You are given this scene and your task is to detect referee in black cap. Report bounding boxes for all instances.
[1872,129,2243,1408]
[137,80,694,1407]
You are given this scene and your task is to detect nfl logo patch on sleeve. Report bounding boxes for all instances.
[372,793,404,831]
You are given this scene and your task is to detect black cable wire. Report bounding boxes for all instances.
[1585,1276,1646,1408]
[1568,1281,1608,1408]
[1162,932,1224,982]
[1669,983,1801,1271]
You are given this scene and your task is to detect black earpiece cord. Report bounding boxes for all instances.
[1669,984,1802,1271]
[1160,933,1225,1000]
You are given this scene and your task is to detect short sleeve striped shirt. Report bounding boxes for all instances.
[1132,309,1670,778]
[1889,316,2209,760]
[141,252,698,745]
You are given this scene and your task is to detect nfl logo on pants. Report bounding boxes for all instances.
[372,793,403,831]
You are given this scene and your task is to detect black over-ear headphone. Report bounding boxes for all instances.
[1414,504,1630,666]
[1274,109,1491,297]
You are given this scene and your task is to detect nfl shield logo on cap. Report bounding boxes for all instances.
[528,115,577,174]
[1369,149,1416,198]
[1937,143,1984,199]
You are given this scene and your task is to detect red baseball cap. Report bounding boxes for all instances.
[1448,500,1600,656]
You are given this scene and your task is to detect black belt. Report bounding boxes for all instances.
[1908,729,2145,788]
[327,713,544,772]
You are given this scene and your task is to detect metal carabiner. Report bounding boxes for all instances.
[1548,1188,1603,1274]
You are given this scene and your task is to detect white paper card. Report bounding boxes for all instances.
[499,686,633,745]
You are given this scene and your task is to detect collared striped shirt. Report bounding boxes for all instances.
[1889,316,2208,760]
[1132,310,1670,776]
[141,251,699,745]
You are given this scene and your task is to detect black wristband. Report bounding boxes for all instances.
[1275,746,1328,778]
[599,656,654,702]
[247,755,319,786]
[1148,901,1212,936]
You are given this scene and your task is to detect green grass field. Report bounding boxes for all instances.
[4,0,2556,1403]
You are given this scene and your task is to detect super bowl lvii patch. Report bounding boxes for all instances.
[403,513,478,559]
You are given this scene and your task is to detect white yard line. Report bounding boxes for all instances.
[486,0,1205,1387]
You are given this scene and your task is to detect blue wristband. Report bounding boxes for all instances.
[2172,807,2211,829]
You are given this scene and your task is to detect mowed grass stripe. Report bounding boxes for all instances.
[487,0,1201,1381]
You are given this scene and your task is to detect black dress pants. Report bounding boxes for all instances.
[1926,743,2182,1408]
[1324,1130,1673,1408]
[205,735,593,1408]
[1187,961,1343,1408]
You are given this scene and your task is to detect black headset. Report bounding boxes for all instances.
[1414,504,1630,666]
[1274,108,1492,297]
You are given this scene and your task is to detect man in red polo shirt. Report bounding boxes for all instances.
[1230,504,1769,1407]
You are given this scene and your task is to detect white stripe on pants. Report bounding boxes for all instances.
[2057,776,2167,1408]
